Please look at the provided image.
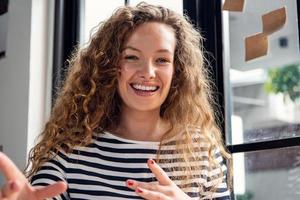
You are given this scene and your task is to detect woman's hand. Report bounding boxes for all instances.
[0,152,67,200]
[126,159,191,200]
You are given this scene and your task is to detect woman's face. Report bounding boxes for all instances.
[117,22,176,112]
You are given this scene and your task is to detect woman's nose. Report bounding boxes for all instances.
[138,61,156,79]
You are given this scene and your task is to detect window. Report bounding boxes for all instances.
[223,0,300,145]
[183,0,300,199]
[232,146,300,199]
[222,0,300,199]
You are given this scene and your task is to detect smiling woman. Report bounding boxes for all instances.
[116,22,175,139]
[0,2,232,200]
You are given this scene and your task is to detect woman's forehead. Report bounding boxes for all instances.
[124,22,176,53]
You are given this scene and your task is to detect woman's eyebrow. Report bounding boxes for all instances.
[122,46,141,52]
[156,49,172,54]
[122,46,172,54]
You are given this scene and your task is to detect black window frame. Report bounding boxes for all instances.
[52,0,82,105]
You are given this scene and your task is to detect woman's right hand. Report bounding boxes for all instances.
[0,152,67,200]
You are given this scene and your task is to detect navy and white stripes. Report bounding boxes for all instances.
[31,131,231,200]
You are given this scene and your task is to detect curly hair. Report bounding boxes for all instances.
[26,2,232,197]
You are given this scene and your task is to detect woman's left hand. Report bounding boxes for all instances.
[126,159,191,200]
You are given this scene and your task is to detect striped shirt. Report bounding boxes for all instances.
[31,131,231,200]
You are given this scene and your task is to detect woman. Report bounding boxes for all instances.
[0,3,232,200]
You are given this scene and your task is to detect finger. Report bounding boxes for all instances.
[147,159,173,186]
[126,179,154,190]
[0,190,9,200]
[34,181,67,199]
[1,180,21,197]
[135,187,171,200]
[126,179,171,194]
[0,153,24,180]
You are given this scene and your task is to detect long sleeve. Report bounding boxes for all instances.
[202,148,231,200]
[30,151,70,200]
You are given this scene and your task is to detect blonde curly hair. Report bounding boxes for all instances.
[26,2,232,197]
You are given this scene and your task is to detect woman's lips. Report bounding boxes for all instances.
[130,84,159,97]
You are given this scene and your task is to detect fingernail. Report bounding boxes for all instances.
[149,159,155,164]
[126,180,134,186]
[10,181,19,191]
[136,187,143,193]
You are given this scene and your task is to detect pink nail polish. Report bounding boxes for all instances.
[127,180,134,186]
[149,159,155,164]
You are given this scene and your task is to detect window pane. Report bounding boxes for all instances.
[233,146,300,200]
[222,0,300,145]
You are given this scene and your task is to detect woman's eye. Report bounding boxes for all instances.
[124,55,138,60]
[156,58,170,64]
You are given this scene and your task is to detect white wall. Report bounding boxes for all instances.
[0,0,53,184]
[0,0,32,176]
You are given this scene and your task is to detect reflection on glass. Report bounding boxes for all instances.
[233,146,300,200]
[223,0,300,145]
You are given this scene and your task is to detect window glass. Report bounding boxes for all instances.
[233,146,300,200]
[222,0,300,145]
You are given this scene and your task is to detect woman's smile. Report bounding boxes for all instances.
[130,83,160,97]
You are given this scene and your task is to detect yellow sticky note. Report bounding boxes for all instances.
[245,33,268,61]
[222,0,245,12]
[262,7,286,35]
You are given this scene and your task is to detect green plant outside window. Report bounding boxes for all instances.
[264,64,300,103]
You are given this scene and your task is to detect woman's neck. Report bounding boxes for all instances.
[114,106,170,142]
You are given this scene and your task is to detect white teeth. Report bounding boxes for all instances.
[132,84,158,91]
